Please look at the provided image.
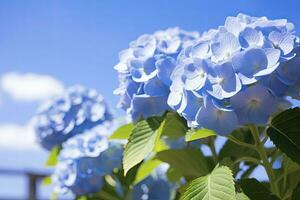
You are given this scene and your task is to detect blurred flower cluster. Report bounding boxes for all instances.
[34,85,112,150]
[114,27,199,121]
[34,86,123,196]
[115,14,300,135]
[52,125,123,195]
[132,165,173,200]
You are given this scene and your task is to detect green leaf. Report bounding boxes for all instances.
[114,163,141,187]
[159,112,187,139]
[219,127,259,162]
[267,107,300,164]
[167,167,182,183]
[42,176,52,186]
[181,166,236,200]
[134,158,162,184]
[292,187,300,200]
[275,156,300,198]
[185,128,216,142]
[109,123,134,140]
[45,146,61,166]
[238,178,280,200]
[156,148,210,180]
[236,193,250,200]
[219,157,239,174]
[123,117,163,175]
[153,137,168,152]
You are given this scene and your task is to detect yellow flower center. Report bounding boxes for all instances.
[249,98,260,107]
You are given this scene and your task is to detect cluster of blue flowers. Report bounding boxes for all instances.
[34,85,112,150]
[115,14,300,135]
[52,124,123,196]
[169,13,300,135]
[114,27,199,121]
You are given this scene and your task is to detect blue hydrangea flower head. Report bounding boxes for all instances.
[114,27,199,121]
[34,85,112,150]
[168,14,300,135]
[52,125,123,196]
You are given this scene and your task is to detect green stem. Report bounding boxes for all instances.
[233,157,261,166]
[226,135,257,150]
[249,125,280,197]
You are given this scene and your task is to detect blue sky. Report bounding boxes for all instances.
[0,0,300,198]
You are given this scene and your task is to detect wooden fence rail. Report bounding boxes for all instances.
[0,168,50,200]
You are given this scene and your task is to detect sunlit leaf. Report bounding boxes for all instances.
[109,123,134,140]
[159,112,187,139]
[45,146,61,166]
[185,128,216,142]
[134,158,162,184]
[42,176,52,186]
[123,117,163,175]
[181,166,236,200]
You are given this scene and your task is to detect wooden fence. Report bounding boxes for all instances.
[0,168,50,200]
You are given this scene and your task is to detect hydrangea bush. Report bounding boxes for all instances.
[113,14,300,200]
[39,14,300,200]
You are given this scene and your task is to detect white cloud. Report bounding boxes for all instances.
[1,72,64,101]
[0,119,40,150]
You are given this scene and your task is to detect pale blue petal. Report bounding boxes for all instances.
[261,73,288,96]
[265,48,281,67]
[156,56,176,86]
[168,79,184,107]
[232,48,268,75]
[239,27,264,47]
[144,77,169,97]
[211,32,241,61]
[183,60,208,91]
[276,57,300,85]
[232,48,268,84]
[231,84,277,125]
[181,92,203,121]
[143,57,157,75]
[191,41,210,59]
[129,59,157,82]
[208,62,242,99]
[225,16,244,36]
[131,95,170,121]
[269,31,295,55]
[157,37,181,54]
[237,73,258,85]
[195,98,239,135]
